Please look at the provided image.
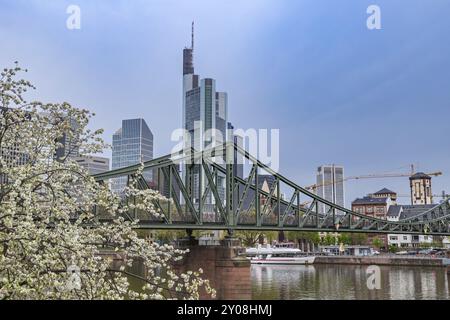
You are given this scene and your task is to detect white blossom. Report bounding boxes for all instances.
[0,63,214,300]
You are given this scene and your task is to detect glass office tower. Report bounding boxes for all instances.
[316,165,345,215]
[112,119,153,194]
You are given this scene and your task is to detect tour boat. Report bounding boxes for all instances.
[245,243,316,265]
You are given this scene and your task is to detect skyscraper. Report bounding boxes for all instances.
[182,21,199,149]
[112,119,153,194]
[182,23,228,150]
[181,23,229,207]
[0,143,29,184]
[316,165,345,214]
[55,117,80,161]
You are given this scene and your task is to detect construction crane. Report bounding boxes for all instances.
[298,165,443,207]
[397,191,449,200]
[305,165,442,193]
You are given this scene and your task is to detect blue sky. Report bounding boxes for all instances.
[1,0,450,207]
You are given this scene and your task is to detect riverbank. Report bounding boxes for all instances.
[314,255,449,267]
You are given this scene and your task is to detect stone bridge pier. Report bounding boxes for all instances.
[173,234,251,300]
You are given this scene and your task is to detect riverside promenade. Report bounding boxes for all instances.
[314,255,450,267]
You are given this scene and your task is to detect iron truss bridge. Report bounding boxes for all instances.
[92,143,450,236]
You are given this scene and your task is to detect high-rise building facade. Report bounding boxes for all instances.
[55,117,80,161]
[112,119,153,194]
[184,79,228,150]
[316,165,345,214]
[182,23,228,151]
[0,144,29,184]
[75,156,110,175]
[181,23,229,208]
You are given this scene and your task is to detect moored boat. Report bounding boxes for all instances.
[245,243,316,265]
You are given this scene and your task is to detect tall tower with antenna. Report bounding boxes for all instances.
[191,21,194,51]
[180,21,230,244]
[183,21,195,75]
[182,21,199,148]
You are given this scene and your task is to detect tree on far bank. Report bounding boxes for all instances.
[372,238,383,249]
[235,230,278,247]
[286,231,321,245]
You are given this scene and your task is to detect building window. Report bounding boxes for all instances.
[415,182,421,198]
[353,207,362,213]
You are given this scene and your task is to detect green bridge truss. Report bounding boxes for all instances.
[93,143,450,236]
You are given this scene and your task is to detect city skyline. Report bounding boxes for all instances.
[1,0,450,207]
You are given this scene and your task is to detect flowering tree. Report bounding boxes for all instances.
[0,63,215,299]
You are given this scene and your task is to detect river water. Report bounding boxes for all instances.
[128,262,449,299]
[251,264,450,300]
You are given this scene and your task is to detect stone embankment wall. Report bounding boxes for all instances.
[314,256,445,267]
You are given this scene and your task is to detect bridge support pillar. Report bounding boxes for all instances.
[174,238,251,300]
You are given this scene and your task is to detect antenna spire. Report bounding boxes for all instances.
[191,21,194,50]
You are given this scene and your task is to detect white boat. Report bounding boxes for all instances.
[245,243,316,265]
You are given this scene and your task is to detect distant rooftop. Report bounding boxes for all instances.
[374,188,397,195]
[410,172,431,180]
[256,175,277,190]
[387,204,435,219]
[352,196,389,205]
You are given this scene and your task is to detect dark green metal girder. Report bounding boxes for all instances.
[92,142,450,236]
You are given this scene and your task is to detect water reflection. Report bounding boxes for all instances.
[252,265,449,300]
